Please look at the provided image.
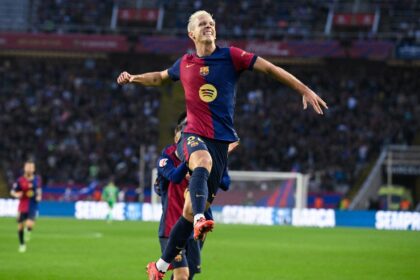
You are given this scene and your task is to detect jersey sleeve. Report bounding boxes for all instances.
[167,57,182,81]
[157,154,188,184]
[229,46,258,72]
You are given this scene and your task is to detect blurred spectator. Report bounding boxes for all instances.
[0,55,418,201]
[231,61,419,195]
[0,56,161,187]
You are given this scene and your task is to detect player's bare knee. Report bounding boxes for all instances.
[173,270,189,280]
[175,275,189,280]
[189,151,212,171]
[194,156,212,172]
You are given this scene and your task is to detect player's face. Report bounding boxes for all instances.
[191,14,216,44]
[24,162,35,175]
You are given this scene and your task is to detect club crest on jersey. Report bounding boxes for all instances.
[159,158,168,167]
[199,84,217,103]
[199,66,209,76]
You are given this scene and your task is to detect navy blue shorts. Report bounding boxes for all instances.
[159,237,202,274]
[17,210,37,223]
[177,132,229,204]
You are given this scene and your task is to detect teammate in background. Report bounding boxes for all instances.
[155,112,231,280]
[10,160,42,253]
[156,113,195,280]
[102,178,119,222]
[117,10,327,279]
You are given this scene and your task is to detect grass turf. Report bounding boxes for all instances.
[0,217,419,280]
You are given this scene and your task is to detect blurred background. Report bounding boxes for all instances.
[0,0,419,212]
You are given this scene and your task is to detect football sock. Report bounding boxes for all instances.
[18,229,24,245]
[194,214,205,225]
[156,258,170,272]
[160,217,193,269]
[189,167,209,217]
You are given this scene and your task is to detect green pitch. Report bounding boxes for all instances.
[0,218,419,280]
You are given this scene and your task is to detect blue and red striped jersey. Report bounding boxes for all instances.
[156,144,189,238]
[168,46,257,142]
[13,175,41,213]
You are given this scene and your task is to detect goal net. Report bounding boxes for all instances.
[151,169,309,209]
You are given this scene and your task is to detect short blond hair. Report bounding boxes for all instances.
[187,10,214,32]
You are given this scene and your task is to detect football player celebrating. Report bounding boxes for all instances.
[117,10,326,279]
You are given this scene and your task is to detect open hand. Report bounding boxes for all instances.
[302,88,328,114]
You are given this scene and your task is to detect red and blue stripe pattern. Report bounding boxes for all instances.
[168,46,257,142]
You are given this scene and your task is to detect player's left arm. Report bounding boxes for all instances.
[253,57,328,114]
[10,182,23,198]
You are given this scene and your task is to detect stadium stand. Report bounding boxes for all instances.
[0,1,419,208]
[0,56,161,194]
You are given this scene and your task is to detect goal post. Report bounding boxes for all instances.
[151,169,309,209]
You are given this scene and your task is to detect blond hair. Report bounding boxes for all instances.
[187,10,214,32]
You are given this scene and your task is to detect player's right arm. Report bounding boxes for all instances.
[10,182,23,199]
[117,57,183,86]
[117,70,170,86]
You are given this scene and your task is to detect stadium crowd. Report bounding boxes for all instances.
[231,61,419,194]
[34,0,114,33]
[1,55,418,199]
[31,0,420,40]
[0,56,160,187]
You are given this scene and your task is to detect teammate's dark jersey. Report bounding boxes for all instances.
[13,175,41,213]
[168,46,257,142]
[156,144,189,238]
[155,144,231,237]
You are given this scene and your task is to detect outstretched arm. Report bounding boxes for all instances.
[117,69,170,87]
[253,57,328,114]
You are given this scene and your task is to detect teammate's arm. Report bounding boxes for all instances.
[228,141,240,154]
[219,167,231,191]
[158,156,189,184]
[253,57,328,114]
[117,70,170,86]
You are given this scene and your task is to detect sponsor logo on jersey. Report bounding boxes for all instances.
[199,84,217,103]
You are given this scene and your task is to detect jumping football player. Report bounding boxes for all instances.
[117,10,327,279]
